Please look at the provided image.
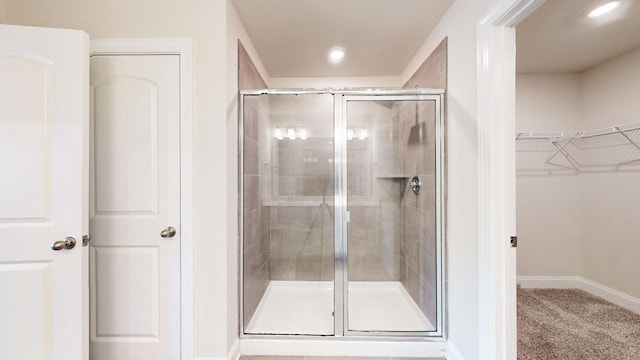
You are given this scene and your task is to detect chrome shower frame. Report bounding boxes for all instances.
[238,88,447,341]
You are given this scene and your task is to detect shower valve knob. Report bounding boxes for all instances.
[409,176,422,194]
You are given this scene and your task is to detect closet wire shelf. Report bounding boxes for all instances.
[516,123,640,172]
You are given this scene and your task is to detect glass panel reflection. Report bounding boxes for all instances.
[346,99,437,332]
[242,94,335,335]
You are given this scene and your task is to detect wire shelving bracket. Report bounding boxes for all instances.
[516,123,640,173]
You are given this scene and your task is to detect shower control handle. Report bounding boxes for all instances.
[409,176,421,194]
[160,226,177,238]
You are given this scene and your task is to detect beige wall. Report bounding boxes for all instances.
[516,48,640,300]
[516,74,582,277]
[516,74,582,132]
[580,48,640,299]
[581,48,640,129]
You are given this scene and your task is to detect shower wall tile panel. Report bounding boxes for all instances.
[347,102,403,282]
[404,38,447,90]
[398,100,438,326]
[399,37,447,326]
[270,202,334,281]
[238,41,267,90]
[239,41,270,329]
[269,99,335,281]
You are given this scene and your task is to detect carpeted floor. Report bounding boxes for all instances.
[518,288,640,359]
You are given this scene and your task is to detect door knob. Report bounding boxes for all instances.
[160,226,177,238]
[51,237,77,251]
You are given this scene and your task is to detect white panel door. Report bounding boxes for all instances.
[0,25,89,360]
[89,55,181,360]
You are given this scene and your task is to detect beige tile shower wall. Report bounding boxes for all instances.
[400,38,447,325]
[239,42,271,329]
[268,95,335,281]
[238,41,267,90]
[404,38,447,89]
[0,0,5,23]
[399,101,438,323]
[270,136,335,281]
[242,97,272,328]
[348,102,402,281]
[270,204,334,280]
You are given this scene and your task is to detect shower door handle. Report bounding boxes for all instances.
[160,226,177,238]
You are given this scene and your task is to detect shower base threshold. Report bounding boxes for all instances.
[245,281,433,335]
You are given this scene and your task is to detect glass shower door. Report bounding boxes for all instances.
[241,93,335,336]
[342,95,443,335]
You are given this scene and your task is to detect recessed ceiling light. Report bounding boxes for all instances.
[587,1,621,18]
[328,46,346,64]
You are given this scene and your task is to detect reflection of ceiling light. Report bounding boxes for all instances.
[587,1,621,18]
[274,127,307,141]
[328,46,346,64]
[346,128,368,141]
[347,128,354,140]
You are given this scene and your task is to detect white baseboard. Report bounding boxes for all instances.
[517,275,582,289]
[517,276,640,315]
[579,278,640,315]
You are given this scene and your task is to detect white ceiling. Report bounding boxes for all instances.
[517,0,640,74]
[231,0,453,78]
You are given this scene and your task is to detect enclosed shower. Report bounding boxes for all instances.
[240,88,444,338]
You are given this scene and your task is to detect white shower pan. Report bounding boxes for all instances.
[245,281,433,335]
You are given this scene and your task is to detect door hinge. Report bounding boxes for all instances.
[510,236,518,248]
[345,210,350,223]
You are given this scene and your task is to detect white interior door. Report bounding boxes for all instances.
[0,24,89,360]
[89,54,181,360]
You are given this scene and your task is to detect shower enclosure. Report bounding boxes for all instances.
[240,88,444,338]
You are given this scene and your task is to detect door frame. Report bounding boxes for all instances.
[476,0,545,359]
[90,38,194,360]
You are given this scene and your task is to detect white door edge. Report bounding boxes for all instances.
[89,38,194,360]
[476,1,545,359]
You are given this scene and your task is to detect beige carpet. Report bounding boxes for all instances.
[518,288,640,359]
